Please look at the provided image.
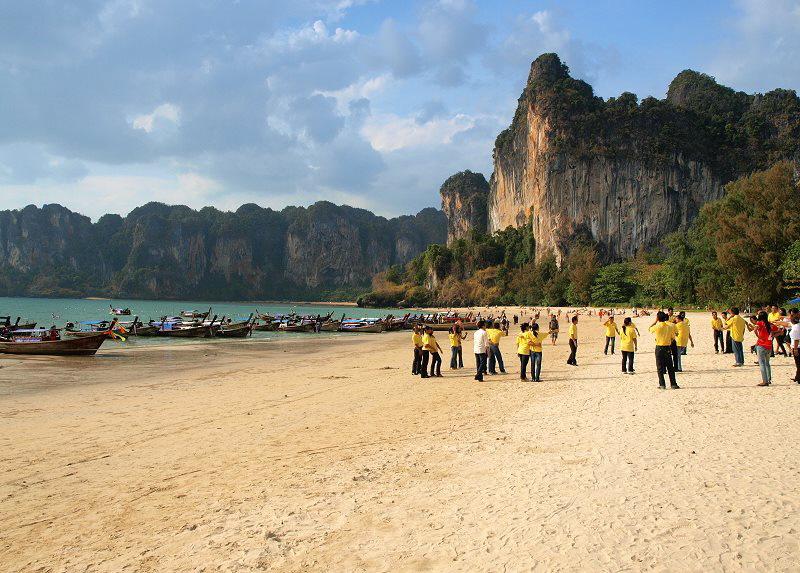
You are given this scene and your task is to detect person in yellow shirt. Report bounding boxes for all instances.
[723,307,748,367]
[411,324,423,376]
[619,317,638,374]
[422,325,442,378]
[650,311,679,389]
[711,311,724,353]
[673,312,694,372]
[768,305,782,357]
[487,321,507,374]
[603,316,620,355]
[448,325,467,369]
[529,323,555,381]
[516,323,534,380]
[566,316,579,366]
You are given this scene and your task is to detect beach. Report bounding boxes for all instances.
[1,310,799,572]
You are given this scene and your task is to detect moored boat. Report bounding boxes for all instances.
[0,330,107,356]
[109,305,132,316]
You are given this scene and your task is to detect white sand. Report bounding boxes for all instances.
[1,310,798,571]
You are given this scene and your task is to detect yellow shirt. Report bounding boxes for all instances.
[604,322,618,337]
[568,323,577,339]
[487,328,505,345]
[412,333,423,347]
[650,322,676,346]
[422,333,439,353]
[619,327,637,352]
[768,312,781,323]
[726,315,746,342]
[529,331,548,353]
[675,321,690,346]
[516,333,532,355]
[449,333,461,347]
[711,317,723,331]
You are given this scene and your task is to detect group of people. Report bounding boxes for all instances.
[410,305,800,388]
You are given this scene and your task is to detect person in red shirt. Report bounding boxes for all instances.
[754,310,778,387]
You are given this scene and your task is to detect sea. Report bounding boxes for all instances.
[0,296,402,349]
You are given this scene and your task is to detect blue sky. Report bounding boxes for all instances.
[1,0,798,220]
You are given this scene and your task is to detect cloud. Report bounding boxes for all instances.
[362,113,478,152]
[0,143,89,184]
[131,103,181,133]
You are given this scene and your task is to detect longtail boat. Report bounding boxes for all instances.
[153,315,219,337]
[1,316,37,330]
[109,305,132,316]
[216,315,253,338]
[340,318,385,333]
[0,330,106,356]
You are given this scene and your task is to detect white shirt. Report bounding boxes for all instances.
[473,328,489,354]
[790,322,800,344]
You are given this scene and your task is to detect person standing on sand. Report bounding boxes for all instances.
[423,326,442,378]
[448,325,466,370]
[673,312,694,372]
[711,311,724,353]
[785,310,800,383]
[487,321,507,375]
[620,317,637,374]
[411,324,423,376]
[724,307,747,367]
[753,310,778,386]
[529,323,554,382]
[516,323,534,380]
[650,311,679,389]
[721,311,734,354]
[566,316,579,366]
[474,320,489,381]
[549,314,559,345]
[603,316,619,355]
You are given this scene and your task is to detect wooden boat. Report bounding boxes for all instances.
[180,308,211,319]
[340,321,384,333]
[319,320,341,332]
[251,321,276,332]
[216,315,253,338]
[154,315,219,337]
[279,322,316,333]
[1,316,37,330]
[109,305,132,316]
[0,331,106,356]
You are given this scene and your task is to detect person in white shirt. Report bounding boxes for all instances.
[473,320,489,381]
[788,310,800,383]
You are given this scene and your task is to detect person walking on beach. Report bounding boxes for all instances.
[423,326,442,378]
[604,315,619,355]
[566,316,579,366]
[620,317,637,374]
[724,307,747,367]
[516,323,534,380]
[650,312,679,389]
[673,312,694,372]
[549,314,559,345]
[711,311,724,353]
[721,311,734,353]
[487,321,507,374]
[474,320,489,381]
[412,324,423,375]
[449,325,466,369]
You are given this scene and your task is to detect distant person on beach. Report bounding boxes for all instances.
[711,311,724,353]
[785,310,800,383]
[566,316,579,366]
[768,305,781,357]
[529,322,554,382]
[516,323,534,380]
[549,314,559,345]
[721,311,734,353]
[422,326,442,378]
[603,316,619,355]
[411,325,423,375]
[449,325,466,369]
[774,308,788,357]
[487,322,507,374]
[753,310,778,386]
[650,311,679,389]
[673,312,694,371]
[723,307,747,367]
[620,317,637,374]
[474,320,489,381]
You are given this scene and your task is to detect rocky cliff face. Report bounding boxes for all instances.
[439,171,489,244]
[0,201,447,299]
[483,53,800,263]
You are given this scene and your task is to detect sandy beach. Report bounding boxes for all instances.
[1,310,799,572]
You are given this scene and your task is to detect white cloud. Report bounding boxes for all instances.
[317,74,392,112]
[361,113,477,152]
[131,103,181,133]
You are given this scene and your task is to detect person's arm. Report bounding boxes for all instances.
[689,333,694,347]
[615,325,620,335]
[634,336,638,352]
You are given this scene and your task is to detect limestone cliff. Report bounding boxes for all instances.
[486,53,800,263]
[0,201,447,299]
[439,171,489,244]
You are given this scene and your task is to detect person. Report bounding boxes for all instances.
[487,321,507,374]
[768,305,781,357]
[473,320,489,381]
[721,311,734,353]
[423,326,443,378]
[549,314,559,345]
[516,323,534,380]
[411,324,423,375]
[711,311,724,353]
[619,317,637,374]
[603,316,619,355]
[650,312,679,389]
[448,325,466,370]
[419,326,433,378]
[724,307,747,367]
[673,312,694,372]
[566,316,579,366]
[529,323,553,382]
[754,310,778,386]
[786,310,800,383]
[774,308,788,357]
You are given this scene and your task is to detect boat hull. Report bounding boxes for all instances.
[0,333,107,356]
[340,323,384,333]
[216,325,252,338]
[319,321,341,332]
[154,325,215,337]
[279,324,316,333]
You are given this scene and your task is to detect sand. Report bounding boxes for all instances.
[1,310,799,572]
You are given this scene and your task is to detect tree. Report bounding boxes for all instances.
[591,263,638,306]
[565,244,598,305]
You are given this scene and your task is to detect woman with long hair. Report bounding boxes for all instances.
[620,317,638,374]
[754,310,778,386]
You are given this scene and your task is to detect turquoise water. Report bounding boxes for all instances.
[0,296,401,347]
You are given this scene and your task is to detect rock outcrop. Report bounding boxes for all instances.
[481,53,800,263]
[439,171,489,244]
[0,201,447,299]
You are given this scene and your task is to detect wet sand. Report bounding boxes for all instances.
[1,310,798,571]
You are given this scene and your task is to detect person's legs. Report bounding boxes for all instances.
[655,347,668,388]
[793,347,800,383]
[629,351,635,372]
[610,336,616,354]
[519,353,530,380]
[676,347,684,371]
[621,351,627,372]
[733,340,744,365]
[532,352,542,381]
[474,353,483,381]
[755,346,770,384]
[450,347,458,369]
[488,346,497,374]
[567,339,577,365]
[495,347,506,372]
[457,346,464,368]
[431,352,442,376]
[725,332,733,353]
[713,330,723,352]
[420,350,430,378]
[412,347,421,374]
[604,336,611,355]
[670,341,679,370]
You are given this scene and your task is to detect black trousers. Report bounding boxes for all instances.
[430,352,442,376]
[621,350,634,372]
[420,350,430,377]
[655,345,677,387]
[567,339,577,365]
[775,334,787,356]
[713,330,723,352]
[793,348,800,383]
[412,346,422,374]
[475,353,487,380]
[519,353,531,379]
[724,332,733,353]
[604,336,616,354]
[670,340,679,370]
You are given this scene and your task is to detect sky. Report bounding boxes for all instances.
[1,0,799,221]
